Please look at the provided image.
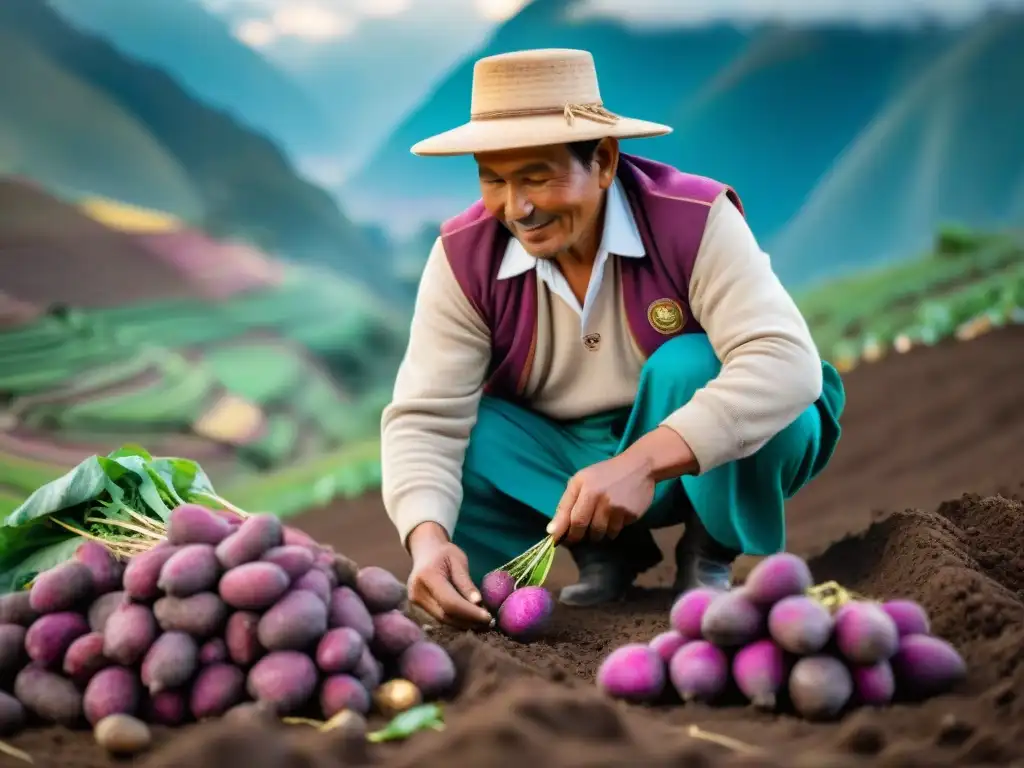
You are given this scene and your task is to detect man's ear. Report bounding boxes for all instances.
[596,137,620,190]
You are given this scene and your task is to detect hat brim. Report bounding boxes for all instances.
[410,113,672,157]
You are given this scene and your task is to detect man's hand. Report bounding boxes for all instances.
[406,522,492,628]
[547,426,700,545]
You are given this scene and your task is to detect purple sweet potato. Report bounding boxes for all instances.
[788,655,853,721]
[62,631,110,686]
[14,665,82,726]
[315,627,365,674]
[355,566,406,614]
[74,541,123,595]
[219,562,291,610]
[668,640,730,703]
[257,590,328,651]
[330,553,359,589]
[480,570,515,614]
[87,591,126,633]
[328,586,374,642]
[247,651,318,714]
[153,592,228,638]
[371,610,424,657]
[649,630,688,664]
[313,552,339,589]
[700,590,764,647]
[0,591,39,627]
[25,611,89,667]
[146,689,188,726]
[190,663,246,719]
[0,690,25,735]
[398,641,457,699]
[30,560,94,614]
[215,513,284,570]
[142,632,198,694]
[733,639,786,710]
[123,546,179,602]
[103,603,157,666]
[291,567,332,605]
[320,674,371,717]
[282,525,318,549]
[852,660,896,706]
[741,553,813,606]
[83,665,141,725]
[353,646,383,691]
[166,503,234,546]
[0,624,26,676]
[199,638,228,665]
[834,601,899,665]
[597,643,666,703]
[226,611,264,667]
[891,634,966,698]
[881,600,931,637]
[261,545,315,581]
[767,595,834,655]
[497,586,555,643]
[158,544,221,597]
[669,587,719,639]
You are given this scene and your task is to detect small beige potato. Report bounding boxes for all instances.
[324,708,367,738]
[373,678,422,718]
[94,713,152,755]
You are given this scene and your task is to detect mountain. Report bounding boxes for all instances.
[47,0,340,164]
[346,0,1024,286]
[0,0,388,289]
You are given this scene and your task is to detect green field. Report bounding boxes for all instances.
[1,226,1020,522]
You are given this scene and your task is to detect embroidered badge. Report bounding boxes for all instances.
[647,298,685,335]
[582,333,601,351]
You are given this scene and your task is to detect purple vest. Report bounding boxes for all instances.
[440,153,743,400]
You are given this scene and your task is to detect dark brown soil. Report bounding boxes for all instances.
[6,325,1024,767]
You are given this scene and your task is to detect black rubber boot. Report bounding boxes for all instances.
[673,512,741,594]
[558,528,662,607]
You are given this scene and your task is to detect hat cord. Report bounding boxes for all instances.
[471,102,619,126]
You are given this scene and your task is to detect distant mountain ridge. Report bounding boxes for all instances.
[346,0,1024,286]
[0,0,390,291]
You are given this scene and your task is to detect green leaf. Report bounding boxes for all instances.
[366,704,444,743]
[107,444,154,463]
[106,455,173,522]
[0,520,83,593]
[2,456,108,528]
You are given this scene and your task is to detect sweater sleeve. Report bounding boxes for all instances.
[380,236,492,546]
[659,193,823,473]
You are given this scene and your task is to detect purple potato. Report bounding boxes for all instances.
[141,632,198,694]
[668,640,729,703]
[371,610,424,657]
[741,553,813,606]
[74,541,123,595]
[291,568,332,605]
[219,562,290,610]
[29,561,94,614]
[480,570,516,614]
[851,660,896,706]
[328,586,374,642]
[398,641,457,699]
[890,634,966,698]
[649,630,688,664]
[190,663,246,719]
[87,591,126,633]
[0,691,25,736]
[834,601,899,665]
[320,674,371,718]
[158,544,221,597]
[103,603,157,666]
[257,590,328,651]
[353,647,383,691]
[261,545,315,581]
[153,592,227,638]
[15,665,82,726]
[123,546,179,602]
[788,655,853,721]
[596,643,666,703]
[732,638,786,709]
[0,591,39,627]
[247,651,318,714]
[0,624,27,676]
[355,566,406,613]
[315,627,365,674]
[166,504,234,546]
[25,611,89,667]
[145,689,188,726]
[700,590,764,647]
[881,600,931,637]
[225,611,264,667]
[669,587,719,639]
[215,514,284,570]
[83,666,141,726]
[497,587,554,643]
[62,631,110,686]
[198,638,228,666]
[767,595,833,655]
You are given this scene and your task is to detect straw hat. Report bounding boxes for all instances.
[410,48,672,157]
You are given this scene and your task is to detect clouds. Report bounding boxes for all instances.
[200,0,528,49]
[571,0,1024,28]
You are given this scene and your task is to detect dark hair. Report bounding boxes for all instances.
[567,139,602,169]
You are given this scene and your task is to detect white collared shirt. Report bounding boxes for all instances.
[495,178,645,337]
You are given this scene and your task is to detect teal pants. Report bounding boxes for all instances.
[453,334,845,585]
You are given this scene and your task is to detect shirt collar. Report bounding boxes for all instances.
[496,177,645,280]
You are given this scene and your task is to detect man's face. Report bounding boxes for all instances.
[475,139,618,259]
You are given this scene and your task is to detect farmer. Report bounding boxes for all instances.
[381,49,845,627]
